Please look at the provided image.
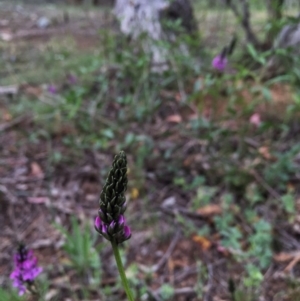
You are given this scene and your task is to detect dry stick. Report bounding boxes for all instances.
[174,265,198,283]
[0,185,24,249]
[139,231,181,273]
[152,230,180,273]
[250,169,281,200]
[0,115,29,132]
[203,263,214,301]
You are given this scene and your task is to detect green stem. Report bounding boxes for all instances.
[111,241,135,301]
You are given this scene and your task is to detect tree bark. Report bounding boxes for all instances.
[114,0,198,71]
[265,0,285,20]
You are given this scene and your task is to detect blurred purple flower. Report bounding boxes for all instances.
[67,74,77,85]
[47,84,57,94]
[212,54,228,72]
[249,113,261,127]
[10,244,42,296]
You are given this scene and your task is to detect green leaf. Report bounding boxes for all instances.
[159,284,175,300]
[281,194,295,214]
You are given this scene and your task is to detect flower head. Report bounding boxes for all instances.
[249,113,261,127]
[10,244,42,296]
[47,84,57,95]
[212,54,228,72]
[95,151,131,244]
[67,74,77,85]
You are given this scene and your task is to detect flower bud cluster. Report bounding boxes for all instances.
[95,151,131,244]
[10,244,42,296]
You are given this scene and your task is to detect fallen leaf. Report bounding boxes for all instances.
[130,188,139,199]
[183,154,203,167]
[274,252,297,262]
[27,197,50,204]
[258,146,275,161]
[167,258,175,276]
[166,114,182,123]
[175,92,182,102]
[0,32,13,41]
[30,162,44,178]
[196,204,222,217]
[287,183,295,193]
[21,84,43,97]
[274,251,300,272]
[4,112,12,121]
[162,196,176,207]
[45,289,59,301]
[192,235,211,251]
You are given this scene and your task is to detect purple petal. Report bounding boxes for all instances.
[68,74,77,85]
[101,224,108,234]
[18,285,26,296]
[10,269,21,280]
[124,226,131,239]
[118,215,125,226]
[47,84,57,94]
[212,55,228,71]
[95,216,102,230]
[23,266,42,281]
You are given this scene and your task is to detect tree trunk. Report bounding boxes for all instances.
[266,0,285,20]
[114,0,198,71]
[263,22,300,79]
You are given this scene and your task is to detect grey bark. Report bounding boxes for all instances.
[263,21,300,78]
[113,0,198,71]
[266,0,285,20]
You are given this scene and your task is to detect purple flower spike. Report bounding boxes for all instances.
[95,151,131,244]
[212,55,228,72]
[10,244,42,296]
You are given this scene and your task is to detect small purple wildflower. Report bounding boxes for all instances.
[67,74,77,85]
[47,84,57,95]
[212,54,228,72]
[10,244,42,296]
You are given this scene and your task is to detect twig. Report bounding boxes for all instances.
[173,287,195,295]
[139,231,180,273]
[0,115,29,132]
[161,205,206,220]
[244,137,260,148]
[203,264,213,301]
[174,266,198,283]
[250,169,281,200]
[0,184,22,243]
